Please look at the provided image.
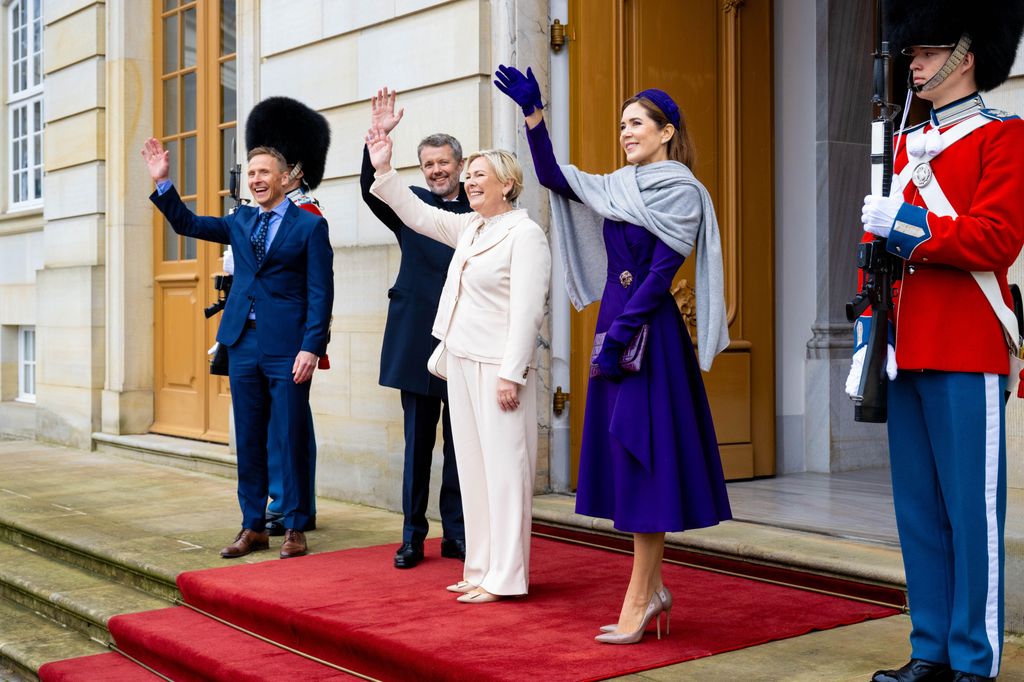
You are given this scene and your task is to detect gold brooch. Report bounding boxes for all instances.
[619,271,633,288]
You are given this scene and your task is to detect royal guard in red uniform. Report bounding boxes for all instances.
[244,96,332,537]
[846,2,1024,680]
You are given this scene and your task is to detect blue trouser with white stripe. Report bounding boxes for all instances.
[888,371,1006,678]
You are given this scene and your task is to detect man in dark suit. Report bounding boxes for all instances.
[142,137,333,560]
[360,88,469,569]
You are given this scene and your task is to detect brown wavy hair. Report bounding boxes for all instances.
[620,96,695,169]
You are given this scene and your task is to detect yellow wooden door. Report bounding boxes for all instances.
[152,0,237,442]
[568,0,776,483]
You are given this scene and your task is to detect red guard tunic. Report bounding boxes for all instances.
[859,96,1024,374]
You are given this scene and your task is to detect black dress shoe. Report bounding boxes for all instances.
[952,673,994,682]
[872,659,954,682]
[266,517,316,536]
[440,538,466,561]
[393,542,424,568]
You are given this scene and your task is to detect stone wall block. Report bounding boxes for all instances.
[259,36,357,112]
[44,110,106,172]
[43,215,105,268]
[357,1,483,98]
[0,232,44,286]
[44,3,105,73]
[323,0,396,38]
[45,56,104,122]
[43,163,106,220]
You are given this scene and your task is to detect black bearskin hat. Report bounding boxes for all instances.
[245,97,331,190]
[886,0,1024,91]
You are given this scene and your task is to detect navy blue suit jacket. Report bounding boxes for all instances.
[360,147,472,397]
[151,185,334,357]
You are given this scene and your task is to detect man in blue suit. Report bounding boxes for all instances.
[360,88,468,569]
[142,137,334,560]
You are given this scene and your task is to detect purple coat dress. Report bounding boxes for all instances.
[527,121,732,533]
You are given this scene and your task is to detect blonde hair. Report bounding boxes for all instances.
[464,149,524,203]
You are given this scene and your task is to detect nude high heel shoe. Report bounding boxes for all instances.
[594,593,663,644]
[600,585,672,634]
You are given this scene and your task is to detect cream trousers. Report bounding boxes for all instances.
[445,353,537,595]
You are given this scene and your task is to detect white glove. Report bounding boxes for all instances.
[861,194,903,239]
[845,344,898,398]
[223,246,234,275]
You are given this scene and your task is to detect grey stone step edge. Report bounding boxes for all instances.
[0,518,180,604]
[92,432,236,479]
[532,502,909,594]
[0,544,170,644]
[0,596,111,681]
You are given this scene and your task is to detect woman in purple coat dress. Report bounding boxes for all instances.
[495,66,732,644]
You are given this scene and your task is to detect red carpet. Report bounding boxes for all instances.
[40,535,898,681]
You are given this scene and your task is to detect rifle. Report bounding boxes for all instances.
[206,154,247,376]
[846,0,903,423]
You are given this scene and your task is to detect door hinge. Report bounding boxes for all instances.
[550,19,570,53]
[553,385,570,416]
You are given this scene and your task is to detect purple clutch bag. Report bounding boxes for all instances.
[589,324,650,378]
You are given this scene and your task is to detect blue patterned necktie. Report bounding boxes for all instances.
[251,211,272,265]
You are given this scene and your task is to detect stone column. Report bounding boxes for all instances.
[804,0,888,471]
[101,0,155,435]
[35,1,108,448]
[489,0,554,492]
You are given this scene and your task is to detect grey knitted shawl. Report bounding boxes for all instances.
[549,160,729,372]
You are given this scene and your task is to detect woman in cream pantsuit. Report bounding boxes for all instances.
[366,124,551,603]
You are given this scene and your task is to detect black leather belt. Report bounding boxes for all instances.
[245,319,257,329]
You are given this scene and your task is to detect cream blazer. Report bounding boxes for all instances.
[371,169,550,385]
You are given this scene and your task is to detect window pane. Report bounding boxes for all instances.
[183,71,196,131]
[163,222,179,260]
[221,127,236,190]
[162,14,178,73]
[221,0,237,56]
[220,60,237,123]
[23,363,33,395]
[183,8,197,68]
[34,168,42,200]
[162,77,178,135]
[183,135,197,196]
[25,330,34,362]
[163,0,177,10]
[13,108,21,137]
[13,174,22,203]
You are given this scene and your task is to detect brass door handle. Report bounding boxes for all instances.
[553,386,569,416]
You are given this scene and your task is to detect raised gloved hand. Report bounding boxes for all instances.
[494,64,544,116]
[223,246,234,275]
[861,194,904,239]
[845,318,897,398]
[594,338,625,382]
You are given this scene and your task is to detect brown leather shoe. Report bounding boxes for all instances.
[220,529,270,558]
[279,529,308,559]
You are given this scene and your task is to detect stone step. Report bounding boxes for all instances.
[0,543,170,644]
[0,598,108,681]
[92,432,236,479]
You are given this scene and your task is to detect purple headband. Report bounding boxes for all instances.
[634,88,680,129]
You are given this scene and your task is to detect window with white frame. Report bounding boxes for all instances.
[17,326,35,402]
[7,0,44,210]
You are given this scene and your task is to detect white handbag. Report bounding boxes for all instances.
[426,342,448,381]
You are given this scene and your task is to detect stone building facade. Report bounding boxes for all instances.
[2,0,1024,516]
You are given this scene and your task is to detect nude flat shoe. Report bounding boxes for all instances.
[456,590,503,603]
[446,580,476,594]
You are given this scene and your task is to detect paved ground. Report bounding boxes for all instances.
[0,438,1022,681]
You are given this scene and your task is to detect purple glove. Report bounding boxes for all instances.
[494,64,544,116]
[594,338,625,382]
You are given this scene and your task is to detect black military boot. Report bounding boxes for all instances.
[872,659,953,682]
[951,672,995,682]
